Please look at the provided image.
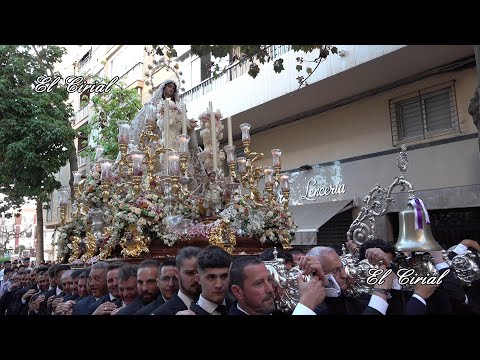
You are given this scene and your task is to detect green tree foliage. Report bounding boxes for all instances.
[82,76,142,161]
[0,45,76,214]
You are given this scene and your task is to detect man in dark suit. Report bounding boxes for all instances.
[118,259,161,315]
[2,271,27,315]
[29,264,70,315]
[229,255,277,315]
[89,261,124,315]
[136,259,178,315]
[10,266,49,315]
[72,261,109,315]
[115,264,138,309]
[228,254,328,315]
[302,246,416,315]
[62,269,83,301]
[188,245,232,315]
[151,246,202,315]
[50,270,73,314]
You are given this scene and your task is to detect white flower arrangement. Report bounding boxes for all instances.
[108,190,200,250]
[56,216,88,262]
[219,194,296,245]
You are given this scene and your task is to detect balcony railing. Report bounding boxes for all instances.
[120,62,143,88]
[77,149,88,168]
[74,103,92,126]
[180,45,291,103]
[78,50,92,72]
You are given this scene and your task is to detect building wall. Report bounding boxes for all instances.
[249,67,477,171]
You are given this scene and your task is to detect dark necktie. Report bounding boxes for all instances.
[215,304,228,315]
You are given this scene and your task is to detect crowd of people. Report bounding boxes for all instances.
[0,238,479,315]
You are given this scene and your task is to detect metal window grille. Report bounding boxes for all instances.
[389,81,459,146]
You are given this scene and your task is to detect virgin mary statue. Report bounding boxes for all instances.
[125,79,204,188]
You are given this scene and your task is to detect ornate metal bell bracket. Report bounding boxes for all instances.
[347,144,415,247]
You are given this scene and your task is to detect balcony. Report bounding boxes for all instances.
[78,50,92,73]
[120,62,143,88]
[73,103,93,128]
[181,45,292,104]
[77,148,88,168]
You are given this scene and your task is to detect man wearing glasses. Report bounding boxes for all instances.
[135,259,178,315]
[301,247,372,315]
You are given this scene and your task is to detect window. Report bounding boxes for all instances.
[78,48,92,72]
[235,147,245,159]
[77,125,88,152]
[80,90,90,108]
[389,81,459,145]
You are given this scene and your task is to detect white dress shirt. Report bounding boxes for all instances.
[196,294,226,315]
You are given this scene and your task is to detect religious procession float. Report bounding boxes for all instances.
[56,81,296,265]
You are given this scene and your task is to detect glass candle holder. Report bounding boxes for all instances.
[237,157,247,174]
[89,208,104,227]
[279,174,290,191]
[94,145,104,162]
[118,120,130,144]
[264,167,274,186]
[145,103,157,125]
[127,140,138,154]
[131,150,144,176]
[271,149,282,167]
[72,171,82,185]
[100,160,112,182]
[240,123,251,142]
[58,186,70,206]
[223,145,236,163]
[177,134,190,155]
[168,151,180,176]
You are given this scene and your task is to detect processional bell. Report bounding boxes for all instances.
[394,201,443,252]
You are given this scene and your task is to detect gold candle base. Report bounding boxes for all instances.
[265,184,275,205]
[243,140,251,156]
[59,205,67,225]
[101,182,111,203]
[179,154,188,175]
[274,165,281,181]
[73,184,80,201]
[171,176,179,196]
[228,161,237,180]
[132,175,142,197]
[118,143,128,178]
[282,190,290,210]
